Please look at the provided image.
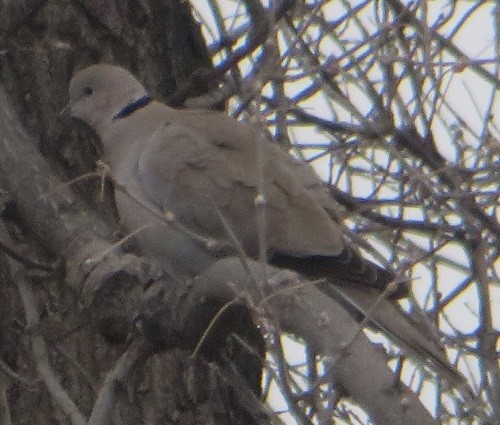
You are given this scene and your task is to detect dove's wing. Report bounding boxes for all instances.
[136,110,395,292]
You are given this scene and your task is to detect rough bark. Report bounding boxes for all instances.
[0,1,262,424]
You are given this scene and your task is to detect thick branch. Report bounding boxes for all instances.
[167,258,440,425]
[0,85,149,299]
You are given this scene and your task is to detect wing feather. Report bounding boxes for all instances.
[137,116,346,258]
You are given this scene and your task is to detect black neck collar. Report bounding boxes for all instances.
[113,95,152,120]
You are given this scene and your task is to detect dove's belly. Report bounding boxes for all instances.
[114,179,216,280]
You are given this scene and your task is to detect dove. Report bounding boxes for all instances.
[66,64,465,386]
[67,64,396,290]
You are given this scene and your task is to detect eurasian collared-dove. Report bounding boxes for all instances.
[66,64,464,386]
[67,64,396,290]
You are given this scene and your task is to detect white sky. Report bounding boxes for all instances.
[190,1,499,423]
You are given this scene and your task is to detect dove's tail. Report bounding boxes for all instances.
[270,249,469,392]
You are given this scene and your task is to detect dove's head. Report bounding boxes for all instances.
[67,64,148,132]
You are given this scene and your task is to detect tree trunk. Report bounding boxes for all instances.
[0,1,261,423]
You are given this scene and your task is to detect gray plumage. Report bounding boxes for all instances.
[67,64,465,386]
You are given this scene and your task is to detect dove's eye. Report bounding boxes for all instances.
[83,86,93,96]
